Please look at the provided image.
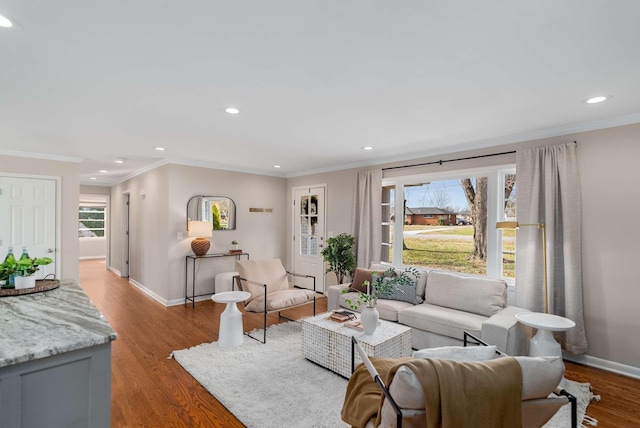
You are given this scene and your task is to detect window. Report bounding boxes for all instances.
[382,165,516,282]
[79,206,105,237]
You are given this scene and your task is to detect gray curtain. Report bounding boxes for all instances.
[352,169,382,268]
[516,142,588,354]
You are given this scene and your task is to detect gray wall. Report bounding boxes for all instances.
[109,163,287,304]
[285,123,640,371]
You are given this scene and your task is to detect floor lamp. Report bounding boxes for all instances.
[496,221,548,313]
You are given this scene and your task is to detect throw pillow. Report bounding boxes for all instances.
[412,345,498,362]
[349,268,372,293]
[381,277,418,304]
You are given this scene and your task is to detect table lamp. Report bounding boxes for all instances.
[496,221,548,313]
[188,220,213,256]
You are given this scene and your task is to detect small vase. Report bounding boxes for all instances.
[360,306,379,335]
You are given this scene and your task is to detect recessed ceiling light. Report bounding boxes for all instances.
[89,177,97,180]
[274,165,281,169]
[154,146,165,151]
[99,170,108,173]
[225,107,240,114]
[0,15,13,28]
[115,159,125,164]
[362,146,374,151]
[583,95,612,104]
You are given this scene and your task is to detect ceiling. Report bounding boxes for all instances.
[1,1,639,186]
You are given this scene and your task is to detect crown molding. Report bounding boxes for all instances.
[0,148,83,163]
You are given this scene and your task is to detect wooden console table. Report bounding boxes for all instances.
[184,252,249,308]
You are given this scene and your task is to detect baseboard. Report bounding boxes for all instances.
[563,352,640,380]
[79,256,106,260]
[128,278,169,306]
[108,267,121,276]
[166,295,211,307]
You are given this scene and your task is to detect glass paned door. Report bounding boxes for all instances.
[293,187,325,293]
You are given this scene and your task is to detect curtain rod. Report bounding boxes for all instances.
[382,141,577,172]
[382,150,516,171]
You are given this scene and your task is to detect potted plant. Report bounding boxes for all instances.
[343,267,419,334]
[320,233,356,284]
[14,257,53,289]
[231,240,239,250]
[0,261,16,288]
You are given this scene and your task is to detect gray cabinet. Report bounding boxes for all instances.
[0,342,112,428]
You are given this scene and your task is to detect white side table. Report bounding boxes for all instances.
[515,312,576,357]
[211,291,251,348]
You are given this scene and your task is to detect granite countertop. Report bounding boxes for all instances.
[0,279,117,368]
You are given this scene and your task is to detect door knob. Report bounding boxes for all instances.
[47,248,54,253]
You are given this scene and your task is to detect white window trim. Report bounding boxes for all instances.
[382,164,515,281]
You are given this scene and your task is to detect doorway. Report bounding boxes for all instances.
[0,174,59,278]
[292,185,326,293]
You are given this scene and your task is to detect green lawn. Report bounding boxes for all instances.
[400,234,515,278]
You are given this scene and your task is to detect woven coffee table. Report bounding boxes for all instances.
[301,312,412,378]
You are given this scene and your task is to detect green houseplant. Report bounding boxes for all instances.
[9,256,53,289]
[0,261,16,288]
[320,233,356,284]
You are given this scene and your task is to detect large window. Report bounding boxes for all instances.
[79,206,105,237]
[382,166,515,282]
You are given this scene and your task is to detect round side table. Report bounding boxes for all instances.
[515,312,576,357]
[211,291,251,348]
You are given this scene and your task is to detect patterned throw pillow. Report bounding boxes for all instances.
[384,280,418,304]
[375,273,418,304]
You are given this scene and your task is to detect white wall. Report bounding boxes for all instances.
[285,123,640,371]
[79,237,106,259]
[0,155,80,280]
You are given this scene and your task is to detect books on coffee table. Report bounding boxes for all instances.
[329,310,356,322]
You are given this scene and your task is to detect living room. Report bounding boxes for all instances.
[1,2,640,426]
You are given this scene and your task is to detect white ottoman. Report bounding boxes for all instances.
[214,271,239,293]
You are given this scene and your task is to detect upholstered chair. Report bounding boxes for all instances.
[234,259,316,343]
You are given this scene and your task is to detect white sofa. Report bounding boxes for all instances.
[327,263,530,355]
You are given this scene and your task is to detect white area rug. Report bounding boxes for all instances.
[172,322,596,428]
[172,322,348,428]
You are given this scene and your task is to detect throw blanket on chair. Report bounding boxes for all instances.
[343,357,522,428]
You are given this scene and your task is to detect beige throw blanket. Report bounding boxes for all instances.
[342,357,522,428]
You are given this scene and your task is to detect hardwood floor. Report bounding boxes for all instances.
[79,259,640,427]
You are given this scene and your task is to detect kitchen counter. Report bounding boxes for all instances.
[0,279,116,368]
[0,279,116,428]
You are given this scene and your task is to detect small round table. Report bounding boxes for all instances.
[515,312,576,357]
[211,291,251,348]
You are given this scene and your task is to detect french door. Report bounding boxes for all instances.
[292,186,326,293]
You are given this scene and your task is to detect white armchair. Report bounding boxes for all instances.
[234,259,316,343]
[343,332,577,428]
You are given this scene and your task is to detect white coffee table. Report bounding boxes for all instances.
[516,312,576,357]
[301,312,412,378]
[211,291,251,348]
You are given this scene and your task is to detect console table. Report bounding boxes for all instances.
[185,252,249,308]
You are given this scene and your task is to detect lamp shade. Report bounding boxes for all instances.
[188,221,213,238]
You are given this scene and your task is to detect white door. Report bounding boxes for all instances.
[0,176,57,278]
[293,186,326,293]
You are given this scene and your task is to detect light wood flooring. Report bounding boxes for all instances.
[79,259,640,427]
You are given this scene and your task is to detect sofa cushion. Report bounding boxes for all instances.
[398,303,485,339]
[515,356,565,400]
[244,288,316,312]
[338,292,413,322]
[236,259,289,303]
[349,268,372,293]
[425,271,507,317]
